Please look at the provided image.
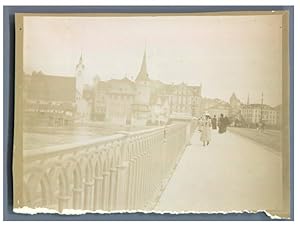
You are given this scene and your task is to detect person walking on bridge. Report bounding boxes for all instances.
[200,113,212,147]
[211,115,217,130]
[218,113,226,134]
[224,115,230,132]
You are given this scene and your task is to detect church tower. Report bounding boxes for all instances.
[75,53,89,121]
[75,53,85,98]
[136,50,149,83]
[135,50,151,105]
[132,50,152,125]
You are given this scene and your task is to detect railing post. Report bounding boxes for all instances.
[126,138,136,210]
[83,178,94,210]
[135,136,144,209]
[58,195,70,213]
[115,152,129,209]
[83,158,94,211]
[93,174,103,210]
[108,143,119,211]
[143,138,152,207]
[58,171,70,212]
[115,131,130,210]
[133,137,140,209]
[161,126,168,185]
[72,187,83,209]
[139,137,148,209]
[101,148,111,211]
[93,155,104,210]
[131,141,139,209]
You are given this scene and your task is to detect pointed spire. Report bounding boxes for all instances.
[76,52,85,71]
[136,49,149,82]
[141,49,147,72]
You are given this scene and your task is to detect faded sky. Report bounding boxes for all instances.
[24,15,283,106]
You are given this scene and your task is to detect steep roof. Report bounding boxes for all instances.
[135,50,150,82]
[76,53,85,70]
[26,73,76,102]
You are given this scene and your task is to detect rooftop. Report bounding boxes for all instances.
[25,72,75,102]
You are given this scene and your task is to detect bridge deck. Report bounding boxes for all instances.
[155,130,283,212]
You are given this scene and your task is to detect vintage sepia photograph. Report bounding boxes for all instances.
[13,12,290,218]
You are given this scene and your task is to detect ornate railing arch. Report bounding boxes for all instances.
[22,119,196,212]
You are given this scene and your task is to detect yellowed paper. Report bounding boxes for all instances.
[13,11,290,219]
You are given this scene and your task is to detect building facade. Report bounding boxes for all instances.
[88,50,203,126]
[132,51,152,126]
[241,104,278,126]
[24,71,76,128]
[91,77,107,121]
[150,94,170,125]
[205,103,231,119]
[75,54,91,121]
[229,93,242,119]
[105,78,136,125]
[274,104,282,128]
[166,83,202,117]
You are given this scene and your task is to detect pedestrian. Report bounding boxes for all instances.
[211,115,217,130]
[224,115,230,132]
[197,116,203,132]
[200,113,212,146]
[218,113,226,134]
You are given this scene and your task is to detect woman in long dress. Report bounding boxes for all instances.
[200,114,212,146]
[211,115,217,130]
[218,114,226,134]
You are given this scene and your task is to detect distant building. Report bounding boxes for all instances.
[105,78,136,125]
[132,50,152,126]
[88,49,204,125]
[150,94,170,125]
[91,76,107,121]
[24,71,76,127]
[201,98,230,117]
[241,104,278,126]
[166,83,202,117]
[229,93,242,119]
[205,102,231,118]
[75,54,90,121]
[202,97,224,111]
[274,104,282,128]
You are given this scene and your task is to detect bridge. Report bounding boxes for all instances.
[20,118,284,214]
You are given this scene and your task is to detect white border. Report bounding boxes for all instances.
[1,0,298,226]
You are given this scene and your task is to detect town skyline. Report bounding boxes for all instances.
[24,64,281,108]
[23,15,283,106]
